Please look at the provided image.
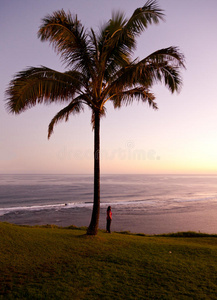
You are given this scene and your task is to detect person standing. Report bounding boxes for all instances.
[106,206,112,233]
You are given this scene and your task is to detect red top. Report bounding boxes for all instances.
[107,210,112,220]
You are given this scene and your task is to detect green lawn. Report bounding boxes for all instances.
[1,222,217,299]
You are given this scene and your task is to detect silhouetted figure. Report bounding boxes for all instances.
[106,206,112,233]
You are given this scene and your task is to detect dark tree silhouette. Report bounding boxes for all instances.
[5,1,185,235]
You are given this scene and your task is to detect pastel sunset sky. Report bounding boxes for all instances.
[1,0,217,174]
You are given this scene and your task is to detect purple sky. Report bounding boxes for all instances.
[1,0,217,174]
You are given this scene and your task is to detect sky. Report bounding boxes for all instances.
[1,0,217,175]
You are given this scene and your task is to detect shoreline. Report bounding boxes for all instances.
[1,204,217,235]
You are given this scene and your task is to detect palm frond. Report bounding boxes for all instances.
[38,10,94,77]
[145,46,185,68]
[156,64,183,93]
[48,98,84,138]
[5,67,84,114]
[107,46,185,96]
[106,11,132,60]
[112,87,157,110]
[98,0,165,78]
[90,29,100,65]
[96,12,131,79]
[126,0,165,37]
[136,47,185,92]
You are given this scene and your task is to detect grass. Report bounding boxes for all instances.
[1,222,217,299]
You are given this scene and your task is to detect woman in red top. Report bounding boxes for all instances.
[106,206,112,233]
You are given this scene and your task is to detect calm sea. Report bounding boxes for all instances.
[1,174,217,233]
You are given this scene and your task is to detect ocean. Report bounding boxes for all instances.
[1,174,217,234]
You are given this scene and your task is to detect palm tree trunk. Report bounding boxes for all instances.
[87,111,100,235]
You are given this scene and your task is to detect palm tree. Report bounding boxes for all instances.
[5,0,185,235]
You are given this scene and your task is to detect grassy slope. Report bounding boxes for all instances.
[1,222,217,299]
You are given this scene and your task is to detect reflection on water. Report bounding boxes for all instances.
[1,174,217,225]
